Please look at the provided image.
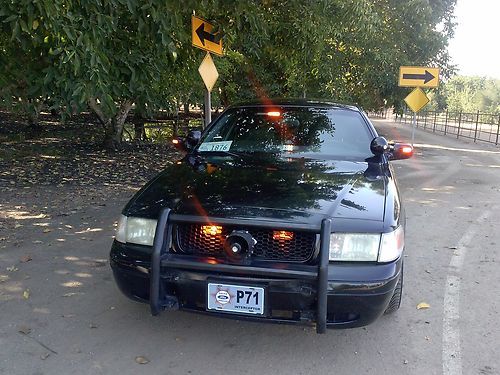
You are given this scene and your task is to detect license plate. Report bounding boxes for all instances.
[207,283,265,315]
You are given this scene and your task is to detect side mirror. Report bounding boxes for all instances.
[388,142,413,160]
[185,130,202,150]
[370,136,389,155]
[171,129,202,152]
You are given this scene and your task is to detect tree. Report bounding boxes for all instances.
[1,1,189,146]
[431,76,500,113]
[1,0,458,146]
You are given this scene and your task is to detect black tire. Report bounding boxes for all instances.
[384,265,403,315]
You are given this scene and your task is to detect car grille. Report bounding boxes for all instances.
[174,224,317,263]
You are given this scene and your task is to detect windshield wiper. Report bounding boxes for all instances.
[196,150,245,161]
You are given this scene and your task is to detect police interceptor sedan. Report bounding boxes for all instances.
[110,100,413,333]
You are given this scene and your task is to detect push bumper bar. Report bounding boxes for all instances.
[149,208,332,333]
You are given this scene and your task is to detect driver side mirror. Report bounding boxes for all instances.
[370,136,390,155]
[172,129,202,152]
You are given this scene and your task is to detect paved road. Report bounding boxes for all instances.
[1,119,499,375]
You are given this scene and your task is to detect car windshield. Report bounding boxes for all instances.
[197,106,373,160]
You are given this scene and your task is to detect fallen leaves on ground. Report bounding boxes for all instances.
[7,266,18,272]
[417,302,430,310]
[18,325,31,335]
[20,255,32,263]
[135,356,150,365]
[62,292,84,297]
[0,132,179,189]
[40,352,50,360]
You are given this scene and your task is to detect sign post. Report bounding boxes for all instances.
[403,87,430,146]
[204,90,211,126]
[399,66,439,146]
[192,16,223,127]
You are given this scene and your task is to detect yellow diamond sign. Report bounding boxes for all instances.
[198,53,219,92]
[404,87,430,113]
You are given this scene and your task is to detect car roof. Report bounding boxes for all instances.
[229,98,361,112]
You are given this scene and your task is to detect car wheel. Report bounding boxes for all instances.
[384,264,403,315]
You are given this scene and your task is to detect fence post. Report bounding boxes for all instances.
[457,111,462,139]
[474,110,480,142]
[433,111,437,132]
[424,111,427,129]
[444,110,448,135]
[496,114,500,145]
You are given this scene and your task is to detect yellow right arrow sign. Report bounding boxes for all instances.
[404,87,430,113]
[399,66,439,88]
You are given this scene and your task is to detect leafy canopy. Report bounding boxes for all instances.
[0,0,457,141]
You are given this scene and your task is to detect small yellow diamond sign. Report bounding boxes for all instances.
[404,87,430,113]
[198,52,219,92]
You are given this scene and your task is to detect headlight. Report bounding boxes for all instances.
[115,215,157,246]
[378,225,404,262]
[329,226,404,262]
[329,233,380,261]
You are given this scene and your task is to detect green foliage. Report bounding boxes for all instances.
[430,76,500,113]
[0,0,458,144]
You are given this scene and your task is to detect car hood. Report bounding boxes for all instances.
[124,154,387,231]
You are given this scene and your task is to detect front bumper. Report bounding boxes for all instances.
[110,211,402,331]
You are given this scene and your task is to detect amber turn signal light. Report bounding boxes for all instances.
[272,231,294,241]
[267,111,281,117]
[401,146,413,154]
[202,225,223,236]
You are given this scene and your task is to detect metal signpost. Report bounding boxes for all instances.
[192,15,223,128]
[399,66,439,146]
[404,87,431,145]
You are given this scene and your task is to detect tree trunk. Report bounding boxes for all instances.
[134,122,146,141]
[133,109,146,141]
[26,99,43,130]
[219,85,230,107]
[88,98,133,148]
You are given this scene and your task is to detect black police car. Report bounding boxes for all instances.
[110,100,413,333]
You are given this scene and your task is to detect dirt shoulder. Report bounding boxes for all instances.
[0,126,184,372]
